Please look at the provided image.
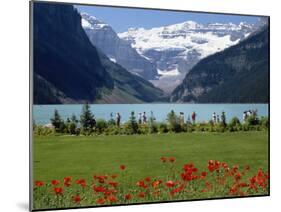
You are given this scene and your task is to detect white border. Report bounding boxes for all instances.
[0,0,280,212]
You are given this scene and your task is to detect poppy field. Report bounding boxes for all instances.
[33,131,268,210]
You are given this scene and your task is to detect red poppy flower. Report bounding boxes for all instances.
[160,157,167,162]
[235,172,242,181]
[145,177,151,182]
[229,185,238,195]
[232,165,239,173]
[120,165,126,170]
[221,162,228,169]
[111,174,117,179]
[54,187,63,195]
[169,157,176,163]
[165,180,175,188]
[124,194,132,200]
[96,198,106,204]
[181,172,192,181]
[108,181,118,187]
[208,160,220,172]
[201,172,207,178]
[35,181,44,187]
[238,182,249,188]
[107,195,118,203]
[138,192,146,198]
[136,180,148,189]
[205,181,212,190]
[64,176,72,187]
[72,195,81,203]
[104,189,117,196]
[152,180,162,189]
[170,184,185,196]
[93,185,106,193]
[75,179,86,187]
[98,178,105,183]
[51,180,60,185]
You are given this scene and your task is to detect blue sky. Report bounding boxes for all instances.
[75,5,260,33]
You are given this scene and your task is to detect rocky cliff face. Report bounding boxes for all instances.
[170,24,269,103]
[119,21,259,93]
[81,13,158,80]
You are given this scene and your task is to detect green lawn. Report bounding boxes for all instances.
[33,131,268,183]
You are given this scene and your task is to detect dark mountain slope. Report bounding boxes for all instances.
[170,25,269,103]
[33,3,113,103]
[97,50,163,103]
[33,2,163,104]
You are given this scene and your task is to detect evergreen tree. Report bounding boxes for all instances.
[149,111,157,133]
[167,110,181,132]
[128,111,138,134]
[68,114,78,134]
[80,103,95,133]
[108,112,116,126]
[50,109,64,132]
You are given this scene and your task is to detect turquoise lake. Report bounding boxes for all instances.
[32,104,268,125]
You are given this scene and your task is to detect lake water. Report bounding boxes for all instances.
[32,104,268,125]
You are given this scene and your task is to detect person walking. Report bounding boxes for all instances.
[191,111,196,124]
[212,112,216,124]
[142,112,147,124]
[221,111,226,127]
[116,112,121,127]
[138,113,142,125]
[187,115,191,124]
[243,111,247,123]
[179,112,185,126]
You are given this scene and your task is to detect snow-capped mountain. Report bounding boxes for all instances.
[81,13,158,80]
[118,21,257,93]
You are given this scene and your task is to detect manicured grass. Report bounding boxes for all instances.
[33,131,268,184]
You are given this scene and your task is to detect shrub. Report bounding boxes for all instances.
[149,123,158,134]
[167,110,181,133]
[126,111,138,134]
[105,125,120,135]
[185,123,194,132]
[96,119,108,134]
[34,126,55,136]
[229,117,241,128]
[148,112,158,134]
[214,124,226,132]
[108,113,116,126]
[138,124,149,134]
[50,109,65,133]
[260,116,269,129]
[158,122,168,133]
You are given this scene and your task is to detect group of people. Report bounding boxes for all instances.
[243,110,257,122]
[111,111,198,127]
[113,111,153,127]
[138,112,148,125]
[88,108,260,129]
[179,111,197,125]
[212,112,221,124]
[212,111,227,125]
[106,110,237,127]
